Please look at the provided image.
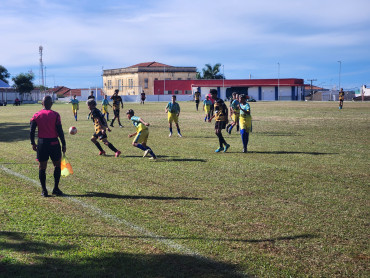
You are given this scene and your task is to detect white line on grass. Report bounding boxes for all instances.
[0,165,247,277]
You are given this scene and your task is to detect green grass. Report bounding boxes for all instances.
[0,101,369,277]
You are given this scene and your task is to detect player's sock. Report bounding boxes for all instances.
[107,143,118,153]
[110,119,115,126]
[241,130,249,149]
[169,127,173,134]
[204,116,207,122]
[54,166,61,189]
[147,147,156,158]
[39,169,47,191]
[136,144,147,151]
[177,127,181,135]
[236,125,239,132]
[107,113,109,121]
[94,142,104,152]
[216,132,226,148]
[229,125,234,133]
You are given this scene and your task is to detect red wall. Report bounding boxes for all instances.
[154,79,304,95]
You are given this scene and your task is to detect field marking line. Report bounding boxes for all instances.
[0,164,197,255]
[0,165,247,277]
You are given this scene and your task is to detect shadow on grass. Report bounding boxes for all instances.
[250,151,338,155]
[0,122,29,142]
[0,231,248,278]
[36,232,317,244]
[255,131,303,137]
[157,157,207,162]
[67,191,202,201]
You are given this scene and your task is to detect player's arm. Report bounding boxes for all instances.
[239,105,250,115]
[208,114,215,122]
[120,98,123,108]
[56,124,66,153]
[177,104,180,116]
[30,121,38,151]
[140,118,150,127]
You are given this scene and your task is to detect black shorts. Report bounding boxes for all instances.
[93,131,107,141]
[195,100,200,104]
[113,109,120,117]
[215,121,227,130]
[37,138,62,162]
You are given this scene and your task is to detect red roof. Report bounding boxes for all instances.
[128,62,172,68]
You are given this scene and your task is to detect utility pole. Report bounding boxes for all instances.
[277,62,280,99]
[307,79,317,100]
[337,61,342,90]
[39,46,44,89]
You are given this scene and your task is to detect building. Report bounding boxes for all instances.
[47,86,104,101]
[154,78,305,101]
[102,62,197,96]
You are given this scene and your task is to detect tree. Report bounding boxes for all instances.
[0,65,10,84]
[198,63,225,79]
[12,72,35,100]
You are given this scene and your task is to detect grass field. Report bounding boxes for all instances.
[0,100,369,277]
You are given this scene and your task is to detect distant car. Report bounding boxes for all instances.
[247,98,256,102]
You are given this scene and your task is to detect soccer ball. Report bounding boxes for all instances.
[69,126,77,135]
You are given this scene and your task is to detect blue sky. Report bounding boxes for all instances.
[1,0,369,90]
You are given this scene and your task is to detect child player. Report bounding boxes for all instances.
[110,89,123,128]
[87,99,121,157]
[203,95,212,122]
[209,98,230,152]
[226,92,240,134]
[101,95,112,121]
[69,95,79,121]
[126,109,157,160]
[165,95,182,137]
[238,94,252,153]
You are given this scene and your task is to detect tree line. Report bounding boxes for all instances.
[0,62,225,97]
[0,65,36,98]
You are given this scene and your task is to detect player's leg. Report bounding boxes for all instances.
[102,137,120,157]
[168,115,173,137]
[49,142,63,195]
[91,135,105,155]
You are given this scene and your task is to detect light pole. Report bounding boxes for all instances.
[337,60,342,90]
[277,62,280,99]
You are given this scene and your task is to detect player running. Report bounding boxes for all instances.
[69,95,79,121]
[110,90,123,127]
[165,95,182,137]
[238,94,252,153]
[203,95,212,122]
[101,95,112,121]
[226,92,240,134]
[87,99,121,157]
[339,88,344,109]
[87,91,95,120]
[30,95,66,197]
[194,91,201,111]
[126,109,157,160]
[209,97,230,153]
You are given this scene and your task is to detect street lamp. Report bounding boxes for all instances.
[337,61,342,90]
[277,62,280,99]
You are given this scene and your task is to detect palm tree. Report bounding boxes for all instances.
[200,63,225,79]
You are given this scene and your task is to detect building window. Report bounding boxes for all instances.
[144,78,148,89]
[107,80,112,89]
[128,79,134,88]
[185,90,192,94]
[177,78,182,80]
[164,90,172,95]
[174,90,182,94]
[118,79,123,91]
[165,78,171,80]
